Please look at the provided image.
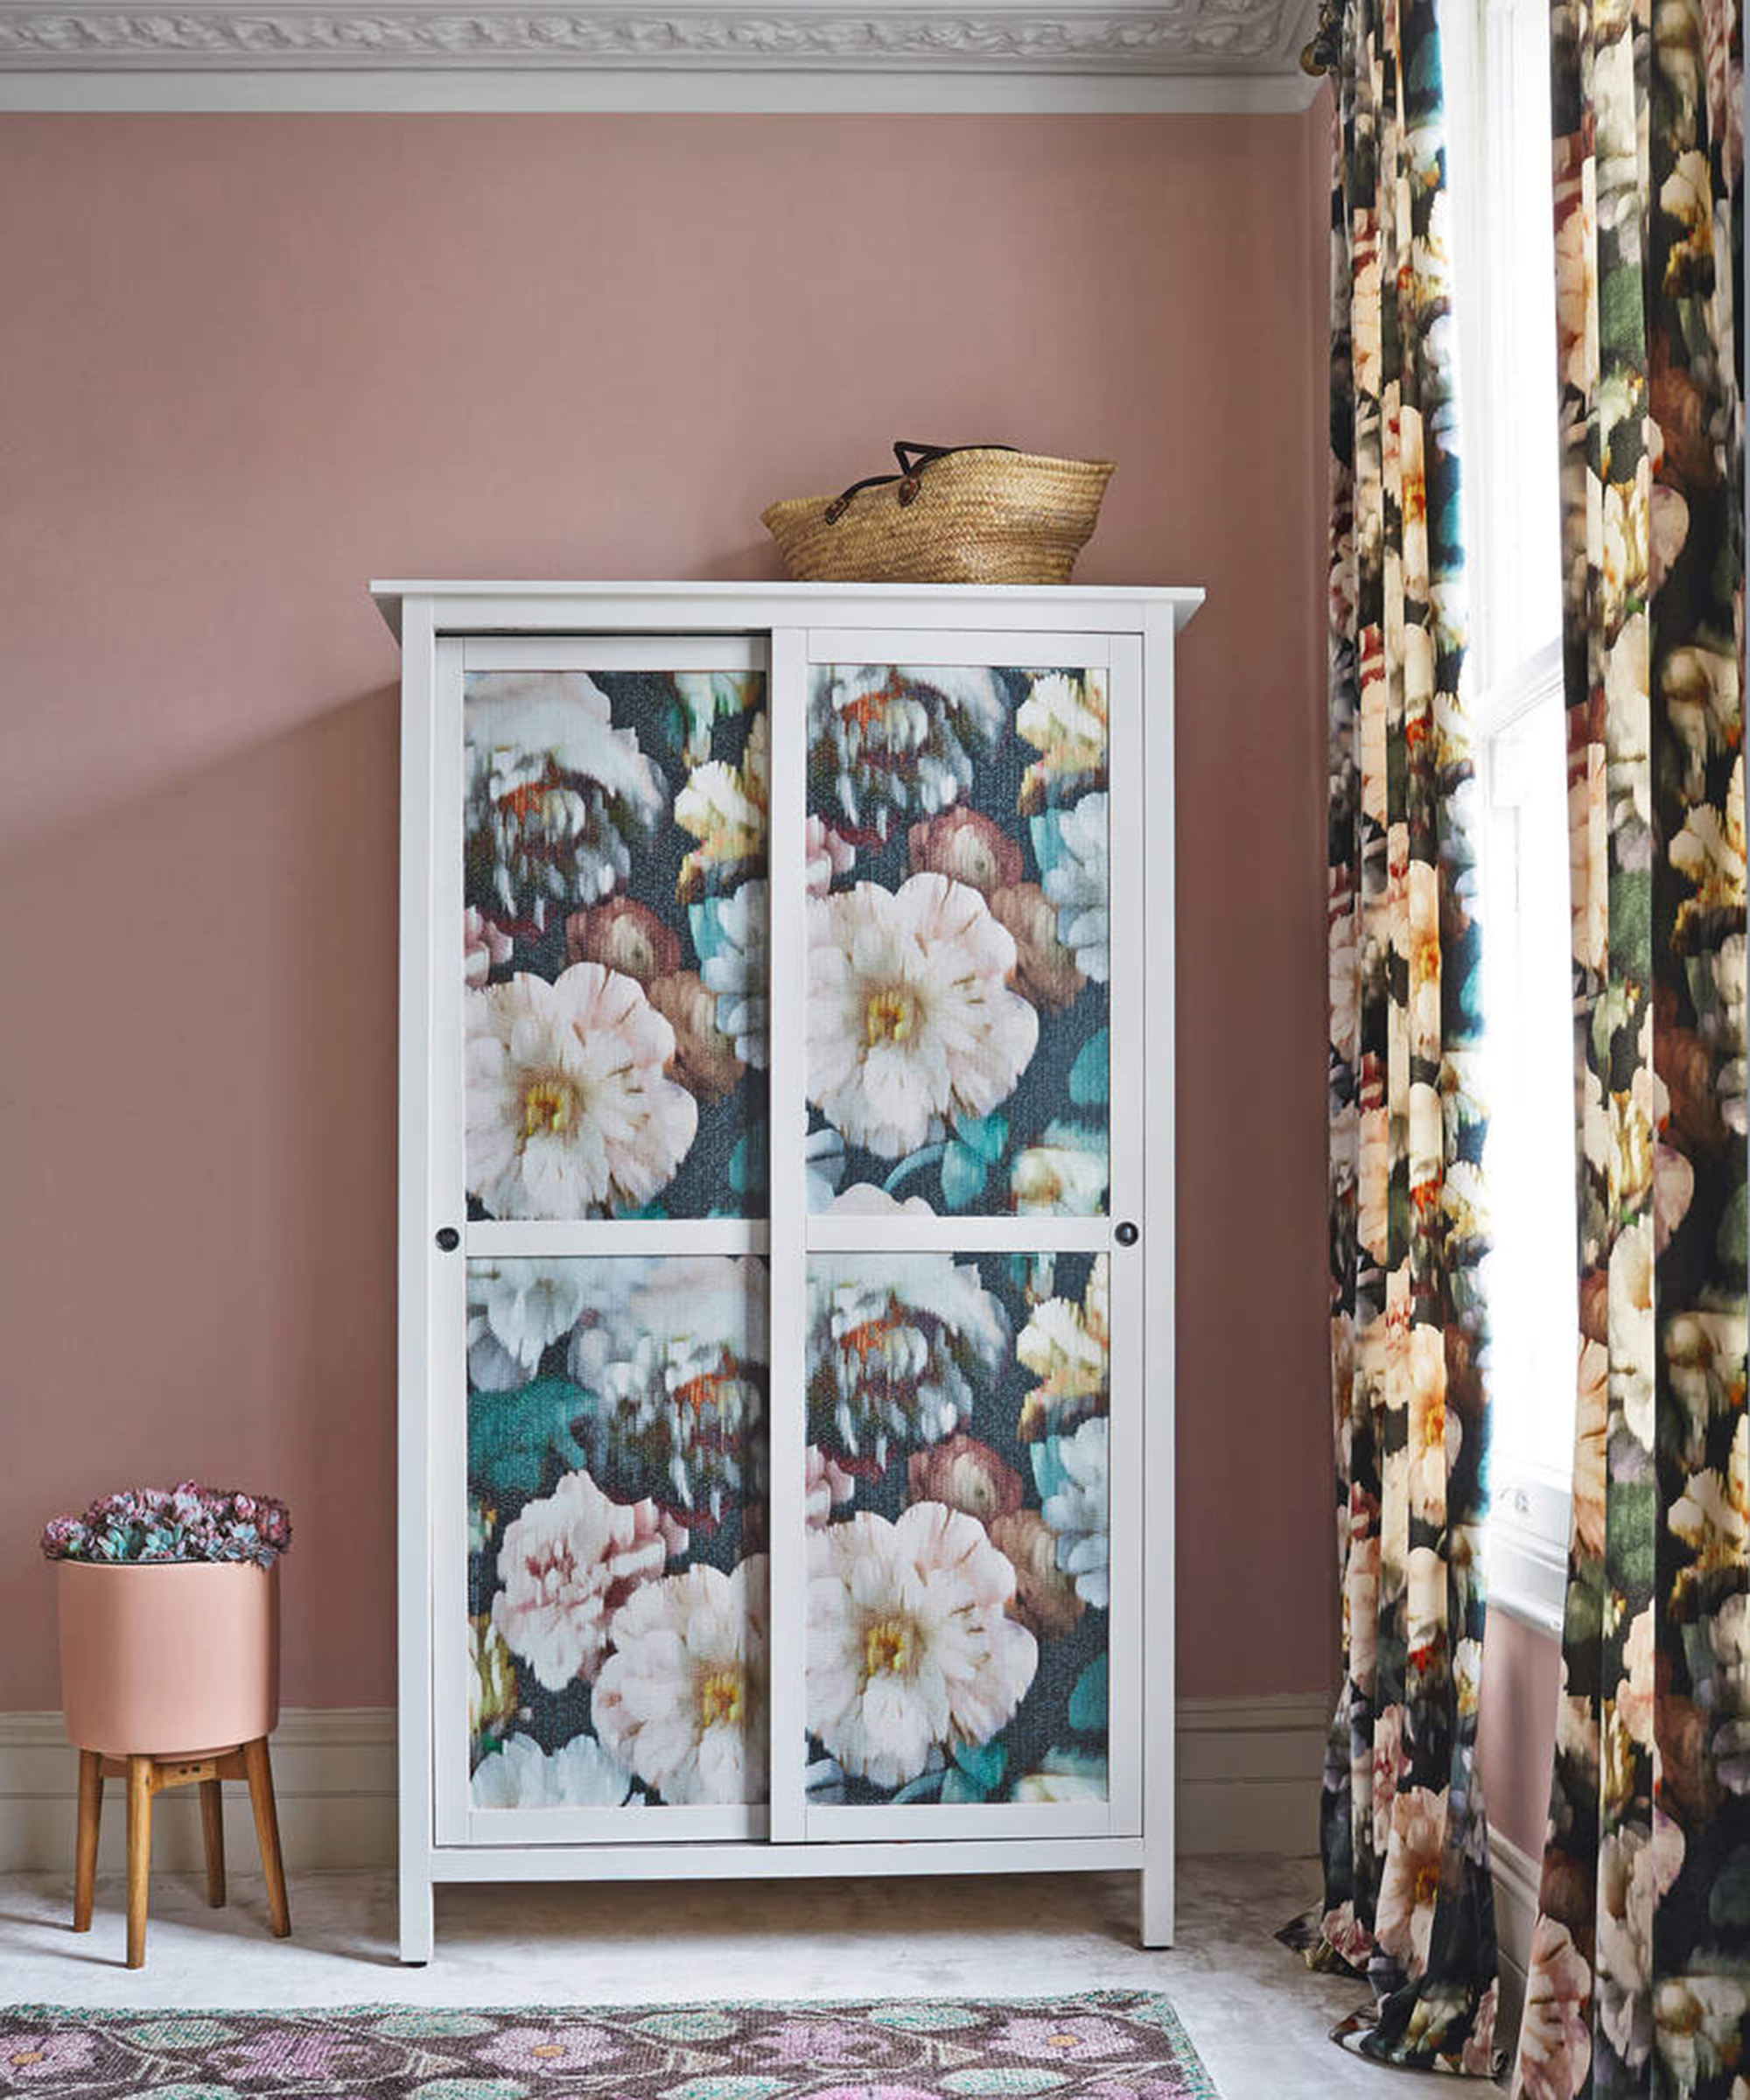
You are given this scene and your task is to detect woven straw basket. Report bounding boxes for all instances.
[762,442,1115,585]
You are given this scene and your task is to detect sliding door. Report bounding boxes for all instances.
[432,638,774,1844]
[771,634,1145,1844]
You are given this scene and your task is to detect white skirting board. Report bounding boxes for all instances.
[0,1709,397,1876]
[0,1697,1331,1873]
[1489,1826,1544,2048]
[0,1695,1543,1994]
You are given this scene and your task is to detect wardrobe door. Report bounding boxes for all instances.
[786,633,1146,1842]
[434,638,773,1845]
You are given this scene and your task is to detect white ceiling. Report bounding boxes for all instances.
[0,0,1325,108]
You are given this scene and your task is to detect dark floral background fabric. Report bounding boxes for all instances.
[1513,0,1748,2091]
[1292,0,1501,2073]
[806,664,1110,1220]
[466,1247,1113,1816]
[804,1250,1110,1808]
[464,668,768,1221]
[468,1255,769,1810]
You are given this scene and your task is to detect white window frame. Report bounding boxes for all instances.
[1472,644,1572,1638]
[1444,0,1573,1635]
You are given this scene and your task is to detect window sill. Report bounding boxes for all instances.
[1486,1508,1567,1639]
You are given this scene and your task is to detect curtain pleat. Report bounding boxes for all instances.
[1285,0,1502,2070]
[1512,0,1747,2091]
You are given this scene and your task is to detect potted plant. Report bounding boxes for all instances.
[43,1481,292,1758]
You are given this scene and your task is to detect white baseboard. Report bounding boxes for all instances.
[1176,1693,1329,1855]
[0,1709,398,1875]
[1489,1826,1542,2048]
[0,1697,1329,1874]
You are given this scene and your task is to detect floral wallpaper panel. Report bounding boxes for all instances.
[806,664,1110,1219]
[467,1255,769,1810]
[804,1250,1110,1808]
[464,669,768,1222]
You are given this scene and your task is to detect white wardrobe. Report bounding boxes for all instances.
[378,581,1198,1962]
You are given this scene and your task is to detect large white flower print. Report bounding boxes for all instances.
[807,1504,1037,1788]
[1038,793,1110,984]
[807,874,1038,1158]
[692,879,767,1069]
[465,674,665,924]
[1035,1415,1110,1607]
[594,1558,769,1805]
[808,664,1007,845]
[470,1731,634,1810]
[466,965,697,1218]
[490,1469,669,1693]
[466,1259,591,1391]
[585,1255,768,1530]
[807,1253,1009,1471]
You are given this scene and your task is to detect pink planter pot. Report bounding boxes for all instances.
[57,1562,280,1758]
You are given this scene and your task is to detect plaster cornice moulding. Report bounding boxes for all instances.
[0,0,1326,105]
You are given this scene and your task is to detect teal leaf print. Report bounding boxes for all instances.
[952,1737,1008,1789]
[468,1378,592,1499]
[952,1110,1010,1164]
[1068,1031,1109,1107]
[729,1124,766,1197]
[941,1141,989,1210]
[635,2012,742,2041]
[1068,1656,1109,1733]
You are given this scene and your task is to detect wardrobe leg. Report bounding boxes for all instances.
[1139,1863,1174,1950]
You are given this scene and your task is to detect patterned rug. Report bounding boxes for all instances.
[0,1991,1216,2099]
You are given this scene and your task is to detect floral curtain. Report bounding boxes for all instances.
[1511,0,1746,2093]
[1281,0,1502,2071]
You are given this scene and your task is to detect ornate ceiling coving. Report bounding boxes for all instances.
[0,0,1316,77]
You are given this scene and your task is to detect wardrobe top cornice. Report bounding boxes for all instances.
[369,579,1206,643]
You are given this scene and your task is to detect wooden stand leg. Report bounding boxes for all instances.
[242,1737,290,1938]
[200,1778,227,1908]
[73,1751,102,1933]
[125,1756,152,1969]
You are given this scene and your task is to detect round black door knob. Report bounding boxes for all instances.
[435,1227,460,1252]
[1115,1221,1140,1247]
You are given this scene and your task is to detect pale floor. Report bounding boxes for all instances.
[0,1857,1435,2099]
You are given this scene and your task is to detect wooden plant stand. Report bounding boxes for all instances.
[74,1738,290,1968]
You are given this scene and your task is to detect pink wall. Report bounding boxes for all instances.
[0,109,1333,1711]
[1479,1610,1562,1858]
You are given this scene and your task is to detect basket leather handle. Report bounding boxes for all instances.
[822,441,1018,524]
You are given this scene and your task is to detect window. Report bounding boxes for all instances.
[1442,0,1573,1631]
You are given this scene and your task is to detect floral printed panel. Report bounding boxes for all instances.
[804,1250,1110,1807]
[807,664,1110,1217]
[464,668,767,1221]
[467,1256,768,1810]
